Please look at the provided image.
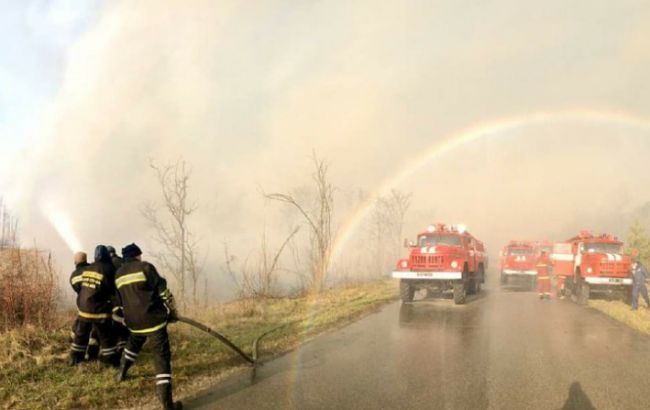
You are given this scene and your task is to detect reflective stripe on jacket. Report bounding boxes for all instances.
[70,260,116,320]
[115,259,171,334]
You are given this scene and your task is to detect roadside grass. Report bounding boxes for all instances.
[589,299,650,335]
[0,279,397,409]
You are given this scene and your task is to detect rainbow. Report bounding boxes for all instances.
[285,108,650,398]
[330,108,650,265]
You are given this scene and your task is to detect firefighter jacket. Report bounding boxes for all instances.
[536,254,552,278]
[70,260,116,321]
[112,255,124,270]
[115,258,174,335]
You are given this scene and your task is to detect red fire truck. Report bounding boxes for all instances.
[535,241,554,257]
[559,231,632,304]
[499,241,538,289]
[393,223,488,305]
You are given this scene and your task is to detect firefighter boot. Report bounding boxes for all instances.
[156,383,183,410]
[68,351,84,367]
[86,338,99,361]
[116,357,134,382]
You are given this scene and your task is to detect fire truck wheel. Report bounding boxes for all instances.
[400,280,415,303]
[578,282,590,305]
[466,279,477,295]
[453,283,466,305]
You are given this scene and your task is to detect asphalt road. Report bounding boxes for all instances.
[184,282,650,410]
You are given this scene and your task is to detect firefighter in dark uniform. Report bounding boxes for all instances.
[69,245,119,366]
[631,249,650,310]
[115,243,182,410]
[69,252,89,363]
[107,245,123,270]
[107,245,129,354]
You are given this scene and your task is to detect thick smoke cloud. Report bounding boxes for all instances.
[6,0,650,300]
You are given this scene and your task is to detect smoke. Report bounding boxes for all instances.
[6,0,650,299]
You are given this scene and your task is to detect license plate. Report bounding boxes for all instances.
[416,272,433,277]
[608,278,622,284]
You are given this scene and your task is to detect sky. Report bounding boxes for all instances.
[2,0,650,300]
[0,0,102,176]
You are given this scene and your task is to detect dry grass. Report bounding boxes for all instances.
[0,248,58,331]
[0,279,398,409]
[589,299,650,335]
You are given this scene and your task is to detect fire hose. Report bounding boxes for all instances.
[177,316,256,365]
[176,301,303,366]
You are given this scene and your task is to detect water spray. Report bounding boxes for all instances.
[41,202,83,253]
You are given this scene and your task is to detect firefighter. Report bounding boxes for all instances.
[106,246,129,354]
[107,245,123,270]
[69,245,119,367]
[536,250,553,299]
[111,305,130,355]
[115,243,182,410]
[69,252,89,364]
[69,253,100,362]
[631,250,650,310]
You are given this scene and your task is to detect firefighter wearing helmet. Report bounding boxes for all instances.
[115,243,182,410]
[69,246,120,366]
[536,250,553,299]
[106,245,129,355]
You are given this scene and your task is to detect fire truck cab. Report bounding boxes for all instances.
[393,223,487,305]
[535,241,554,258]
[499,241,537,289]
[563,231,632,304]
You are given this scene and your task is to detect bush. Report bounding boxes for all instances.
[0,248,59,330]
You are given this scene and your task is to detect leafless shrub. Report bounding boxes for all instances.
[0,247,58,330]
[265,153,334,292]
[224,226,300,298]
[141,159,202,307]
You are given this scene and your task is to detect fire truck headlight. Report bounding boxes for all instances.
[586,267,593,274]
[400,260,408,269]
[451,260,459,269]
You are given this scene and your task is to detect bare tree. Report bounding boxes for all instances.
[224,226,300,298]
[383,189,412,259]
[0,197,19,249]
[367,190,412,276]
[265,153,334,291]
[141,159,202,307]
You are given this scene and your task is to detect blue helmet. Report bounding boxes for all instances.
[94,245,110,263]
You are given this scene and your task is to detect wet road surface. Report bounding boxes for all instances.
[184,284,650,409]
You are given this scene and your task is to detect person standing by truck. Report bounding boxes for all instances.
[536,251,553,299]
[631,249,650,310]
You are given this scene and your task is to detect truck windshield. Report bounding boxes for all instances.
[584,242,622,254]
[418,235,462,247]
[507,248,533,255]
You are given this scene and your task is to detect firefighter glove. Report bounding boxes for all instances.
[165,295,179,323]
